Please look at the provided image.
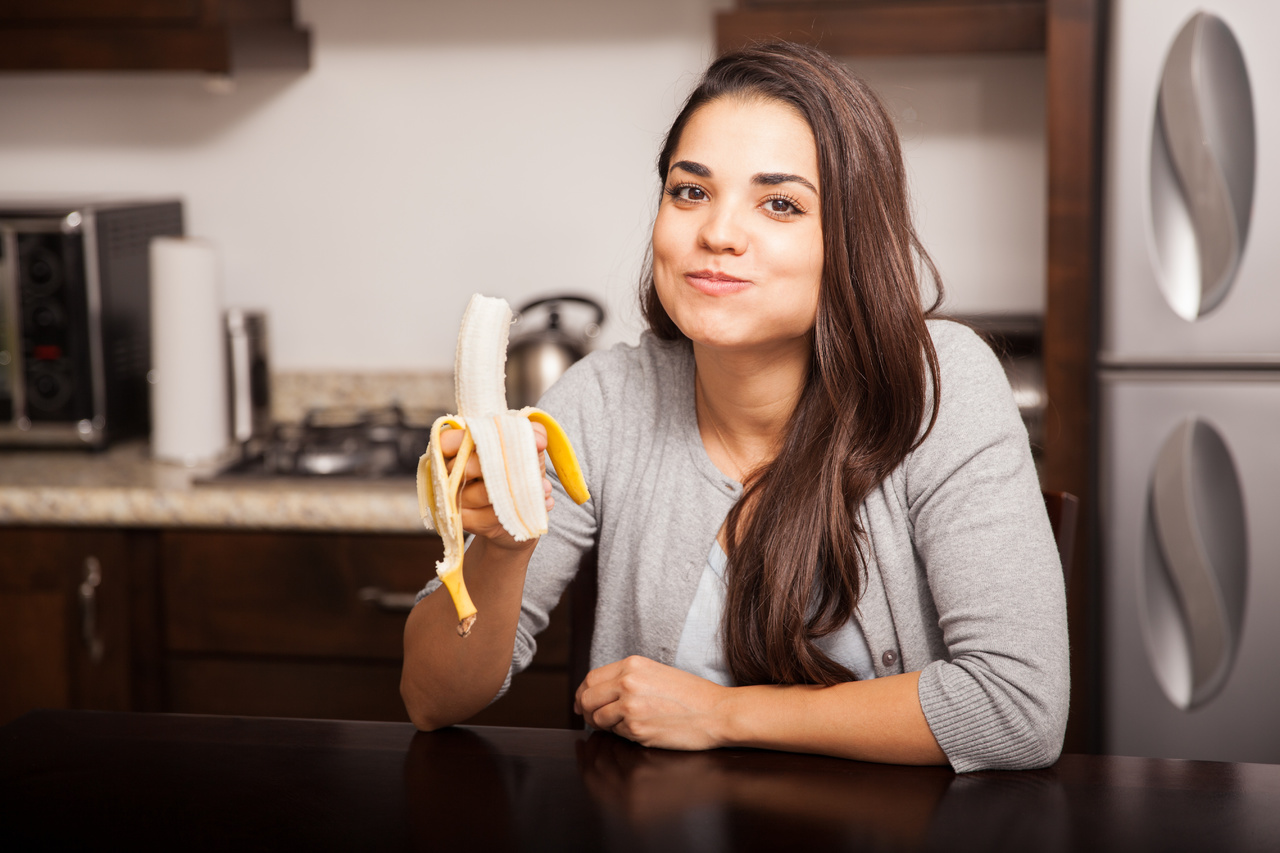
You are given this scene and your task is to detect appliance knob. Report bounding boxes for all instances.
[23,247,62,296]
[26,300,65,332]
[26,363,73,411]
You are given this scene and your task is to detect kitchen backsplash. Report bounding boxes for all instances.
[271,371,454,423]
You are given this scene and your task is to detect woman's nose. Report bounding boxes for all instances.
[698,204,748,255]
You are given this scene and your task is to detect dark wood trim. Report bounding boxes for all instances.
[0,1,202,22]
[716,2,1047,56]
[0,1,309,73]
[1043,0,1104,754]
[736,0,1041,6]
[0,0,294,25]
[0,28,231,72]
[125,531,165,713]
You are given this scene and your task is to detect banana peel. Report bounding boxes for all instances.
[418,294,590,636]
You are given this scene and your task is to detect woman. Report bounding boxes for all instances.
[401,42,1069,772]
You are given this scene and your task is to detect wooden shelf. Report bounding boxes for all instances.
[0,0,310,74]
[717,1,1046,57]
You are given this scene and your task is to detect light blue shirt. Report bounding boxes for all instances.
[674,541,877,686]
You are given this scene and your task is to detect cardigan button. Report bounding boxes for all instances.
[881,649,898,667]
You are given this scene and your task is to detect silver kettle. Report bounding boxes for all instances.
[505,295,605,408]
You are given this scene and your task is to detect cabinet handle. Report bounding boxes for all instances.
[358,586,418,613]
[79,556,104,663]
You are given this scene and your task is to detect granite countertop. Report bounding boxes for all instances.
[0,441,427,534]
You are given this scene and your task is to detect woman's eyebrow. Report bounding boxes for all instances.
[753,172,818,194]
[669,160,710,177]
[668,161,817,195]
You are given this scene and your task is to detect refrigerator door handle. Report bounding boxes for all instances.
[1150,12,1256,321]
[1148,418,1248,709]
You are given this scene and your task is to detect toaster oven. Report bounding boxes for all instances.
[0,199,183,448]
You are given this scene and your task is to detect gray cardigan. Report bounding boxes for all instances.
[441,320,1069,772]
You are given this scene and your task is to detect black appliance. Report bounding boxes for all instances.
[0,198,183,448]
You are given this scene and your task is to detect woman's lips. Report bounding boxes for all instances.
[685,270,751,295]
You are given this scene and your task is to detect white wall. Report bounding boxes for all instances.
[0,0,1044,372]
[848,54,1047,317]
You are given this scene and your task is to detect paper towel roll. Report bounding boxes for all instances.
[149,236,228,465]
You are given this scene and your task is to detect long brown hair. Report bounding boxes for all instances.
[642,42,944,686]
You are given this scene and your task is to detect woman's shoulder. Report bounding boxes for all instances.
[899,319,1039,523]
[923,318,1010,404]
[913,317,1023,458]
[925,318,999,370]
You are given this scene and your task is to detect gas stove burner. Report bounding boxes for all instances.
[209,404,442,480]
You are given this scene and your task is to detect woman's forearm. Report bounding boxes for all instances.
[400,537,536,731]
[717,671,947,765]
[576,656,947,766]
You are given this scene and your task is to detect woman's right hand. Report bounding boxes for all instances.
[405,422,553,731]
[438,421,554,552]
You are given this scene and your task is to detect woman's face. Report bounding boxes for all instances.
[652,96,824,354]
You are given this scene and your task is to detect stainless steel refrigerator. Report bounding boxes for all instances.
[1100,0,1280,764]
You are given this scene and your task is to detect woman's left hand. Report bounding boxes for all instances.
[574,656,730,751]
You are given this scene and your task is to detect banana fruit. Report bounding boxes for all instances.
[417,294,590,636]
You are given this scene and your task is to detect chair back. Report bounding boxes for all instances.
[1042,489,1080,586]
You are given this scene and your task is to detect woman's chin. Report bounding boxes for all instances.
[686,328,810,357]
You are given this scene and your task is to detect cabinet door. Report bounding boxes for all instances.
[163,530,443,658]
[0,528,152,725]
[160,529,575,727]
[162,530,438,723]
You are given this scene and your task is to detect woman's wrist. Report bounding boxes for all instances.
[713,684,758,749]
[456,536,538,595]
[473,533,538,559]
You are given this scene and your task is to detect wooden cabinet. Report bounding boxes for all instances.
[1,526,576,729]
[159,530,434,723]
[158,529,575,727]
[0,0,311,73]
[0,527,157,725]
[717,0,1047,56]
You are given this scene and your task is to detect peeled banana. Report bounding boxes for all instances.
[417,294,590,636]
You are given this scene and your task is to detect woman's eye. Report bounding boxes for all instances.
[765,196,801,216]
[667,184,707,202]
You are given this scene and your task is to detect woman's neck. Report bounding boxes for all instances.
[692,339,809,482]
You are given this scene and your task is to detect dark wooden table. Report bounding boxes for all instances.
[2,710,1279,852]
